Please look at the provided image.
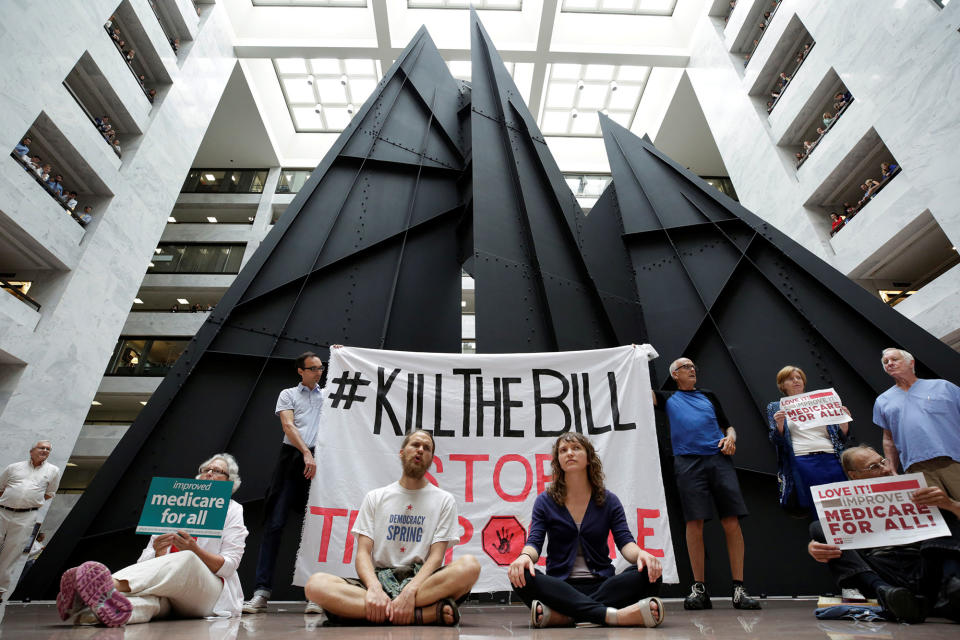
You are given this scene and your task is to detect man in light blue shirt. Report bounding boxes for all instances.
[243,351,326,614]
[873,347,960,501]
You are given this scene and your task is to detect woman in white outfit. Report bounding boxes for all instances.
[56,453,248,626]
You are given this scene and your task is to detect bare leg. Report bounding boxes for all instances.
[114,579,131,592]
[413,555,481,606]
[720,516,745,582]
[306,556,480,624]
[305,573,368,619]
[686,520,706,582]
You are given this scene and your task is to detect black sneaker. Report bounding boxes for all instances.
[876,585,924,623]
[732,585,761,610]
[684,582,712,610]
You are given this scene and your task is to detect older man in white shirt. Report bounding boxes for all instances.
[0,440,60,599]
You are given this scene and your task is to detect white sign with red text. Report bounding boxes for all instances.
[812,473,950,549]
[293,345,678,591]
[779,388,851,430]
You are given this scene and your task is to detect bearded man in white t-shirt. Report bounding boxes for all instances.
[306,430,480,625]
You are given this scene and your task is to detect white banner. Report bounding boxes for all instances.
[812,473,950,549]
[779,388,852,430]
[293,345,677,591]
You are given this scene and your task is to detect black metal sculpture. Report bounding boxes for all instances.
[23,11,960,601]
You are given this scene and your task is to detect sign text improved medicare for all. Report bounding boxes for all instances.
[136,477,232,538]
[151,481,224,525]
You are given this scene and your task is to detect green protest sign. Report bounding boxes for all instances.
[136,477,233,538]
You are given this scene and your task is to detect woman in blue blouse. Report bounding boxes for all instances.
[767,365,850,515]
[507,433,664,628]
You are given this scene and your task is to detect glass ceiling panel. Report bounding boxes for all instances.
[252,0,367,6]
[560,0,677,16]
[539,64,650,136]
[408,0,522,9]
[274,58,382,132]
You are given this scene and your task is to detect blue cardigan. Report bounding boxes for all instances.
[527,489,634,579]
[766,400,847,509]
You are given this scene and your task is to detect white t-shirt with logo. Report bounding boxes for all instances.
[352,481,459,569]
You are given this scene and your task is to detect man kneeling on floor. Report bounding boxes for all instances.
[306,430,480,625]
[808,445,960,623]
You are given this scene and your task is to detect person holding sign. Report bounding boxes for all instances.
[767,366,850,515]
[652,358,761,611]
[508,433,664,628]
[807,445,960,623]
[55,454,248,626]
[304,430,480,625]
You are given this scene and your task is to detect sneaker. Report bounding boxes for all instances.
[243,594,270,614]
[684,583,712,610]
[732,585,762,610]
[305,601,323,614]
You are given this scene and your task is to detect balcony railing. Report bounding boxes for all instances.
[182,169,269,193]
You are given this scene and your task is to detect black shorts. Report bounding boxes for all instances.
[674,454,749,522]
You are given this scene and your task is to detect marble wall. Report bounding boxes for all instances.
[686,0,960,347]
[0,0,237,530]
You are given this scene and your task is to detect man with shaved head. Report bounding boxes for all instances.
[0,440,60,600]
[873,347,960,500]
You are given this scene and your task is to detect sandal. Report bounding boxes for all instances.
[75,561,132,627]
[530,600,574,628]
[636,597,665,628]
[414,597,460,626]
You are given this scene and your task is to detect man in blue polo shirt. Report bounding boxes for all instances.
[653,357,760,611]
[874,347,960,501]
[243,351,326,614]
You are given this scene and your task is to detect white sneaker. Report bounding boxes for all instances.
[242,594,269,614]
[305,601,323,614]
[841,588,866,600]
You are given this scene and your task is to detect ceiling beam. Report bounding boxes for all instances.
[526,0,558,118]
[370,0,393,75]
[233,43,689,68]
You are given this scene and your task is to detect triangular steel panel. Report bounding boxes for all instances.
[23,28,467,600]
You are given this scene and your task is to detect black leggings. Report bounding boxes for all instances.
[512,566,661,625]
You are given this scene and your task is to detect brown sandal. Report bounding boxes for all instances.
[414,598,460,626]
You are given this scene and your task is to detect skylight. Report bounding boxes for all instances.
[274,58,382,132]
[539,64,650,136]
[446,60,534,100]
[561,0,677,15]
[408,0,523,9]
[252,1,368,6]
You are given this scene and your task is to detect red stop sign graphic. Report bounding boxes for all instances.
[482,516,526,566]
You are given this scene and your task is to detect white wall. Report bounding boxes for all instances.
[686,0,960,344]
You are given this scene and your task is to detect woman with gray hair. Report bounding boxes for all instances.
[55,453,248,626]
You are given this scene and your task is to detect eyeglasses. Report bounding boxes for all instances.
[200,467,229,477]
[302,366,323,372]
[675,364,696,371]
[857,458,887,473]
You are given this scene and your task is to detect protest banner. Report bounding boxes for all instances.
[293,344,677,592]
[812,473,950,549]
[136,477,233,538]
[779,388,852,430]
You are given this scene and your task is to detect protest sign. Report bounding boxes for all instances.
[779,388,851,430]
[136,477,233,538]
[812,473,950,549]
[293,345,677,591]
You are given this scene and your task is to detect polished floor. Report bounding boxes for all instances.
[0,600,955,639]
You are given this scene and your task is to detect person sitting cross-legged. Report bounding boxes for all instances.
[305,430,480,626]
[508,433,664,628]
